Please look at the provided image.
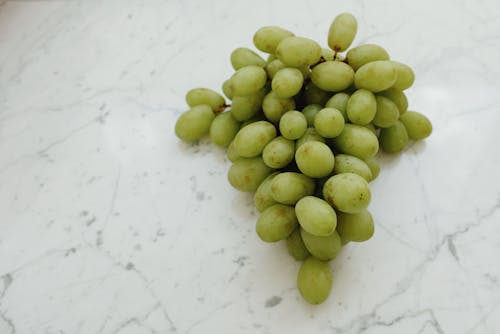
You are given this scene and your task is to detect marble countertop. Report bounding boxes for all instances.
[1,1,500,333]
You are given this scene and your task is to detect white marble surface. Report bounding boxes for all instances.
[1,0,500,333]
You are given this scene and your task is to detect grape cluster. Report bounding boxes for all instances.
[175,13,432,305]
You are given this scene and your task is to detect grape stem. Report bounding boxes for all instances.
[214,104,230,114]
[310,56,326,68]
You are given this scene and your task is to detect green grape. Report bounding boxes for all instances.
[295,141,335,178]
[297,257,333,305]
[301,104,322,126]
[265,59,287,79]
[311,61,354,92]
[262,136,295,169]
[256,204,298,242]
[230,89,266,121]
[328,13,357,52]
[333,154,372,182]
[233,121,276,157]
[209,112,240,147]
[226,140,240,162]
[228,157,272,192]
[286,228,311,260]
[279,110,307,140]
[364,157,380,180]
[323,173,371,214]
[296,128,326,149]
[321,47,335,61]
[186,88,225,111]
[399,111,432,140]
[270,172,315,205]
[222,79,234,100]
[276,36,321,67]
[301,228,341,261]
[363,123,377,135]
[314,107,345,138]
[337,209,374,242]
[379,120,409,153]
[325,93,350,120]
[354,60,397,92]
[346,44,390,71]
[254,172,279,212]
[230,65,267,96]
[373,96,399,128]
[378,88,408,115]
[391,61,415,90]
[175,105,215,142]
[302,81,331,106]
[346,89,376,125]
[295,196,337,236]
[253,26,294,54]
[262,91,296,123]
[333,124,379,159]
[272,68,304,98]
[230,47,266,70]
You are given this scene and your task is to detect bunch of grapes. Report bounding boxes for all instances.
[175,13,432,304]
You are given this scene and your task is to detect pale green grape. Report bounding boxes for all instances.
[325,93,350,120]
[262,136,295,169]
[295,196,337,236]
[354,60,397,92]
[230,89,266,121]
[222,79,234,100]
[302,82,331,106]
[346,44,390,71]
[321,47,335,61]
[314,107,345,138]
[328,13,357,52]
[346,89,376,125]
[175,105,215,142]
[286,228,311,261]
[253,26,294,54]
[256,204,298,242]
[254,172,279,212]
[230,47,266,70]
[279,110,307,140]
[296,128,326,149]
[233,121,276,157]
[399,111,432,140]
[265,59,287,79]
[230,65,267,96]
[270,172,315,205]
[209,112,240,147]
[373,96,399,128]
[276,36,321,67]
[364,157,380,180]
[301,228,341,261]
[262,91,296,123]
[297,257,333,305]
[228,157,272,192]
[311,61,354,92]
[379,121,409,153]
[301,104,322,126]
[378,88,408,115]
[226,140,240,162]
[186,88,225,111]
[337,209,374,242]
[323,172,371,213]
[333,154,373,182]
[391,61,415,90]
[272,68,304,98]
[333,124,379,159]
[295,141,335,178]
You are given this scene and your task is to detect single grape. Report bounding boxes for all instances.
[302,81,331,106]
[364,157,380,180]
[346,89,377,125]
[262,91,296,123]
[276,36,321,67]
[256,204,298,242]
[286,228,311,261]
[222,79,234,100]
[321,47,335,61]
[399,111,432,140]
[230,47,266,70]
[279,110,307,140]
[295,196,337,236]
[337,209,375,242]
[233,121,276,157]
[228,157,272,192]
[300,228,342,261]
[254,172,279,212]
[333,124,379,160]
[230,65,267,96]
[265,59,287,79]
[253,26,294,54]
[323,172,371,214]
[328,13,357,52]
[325,93,350,120]
[333,154,373,182]
[272,68,304,98]
[230,88,266,121]
[301,104,322,126]
[311,61,354,92]
[175,105,215,142]
[297,257,333,305]
[314,107,345,138]
[209,112,240,147]
[270,172,315,205]
[373,96,399,128]
[378,88,408,115]
[295,141,335,178]
[354,60,397,93]
[346,44,390,71]
[379,120,409,153]
[262,136,295,169]
[390,61,415,90]
[296,128,326,149]
[185,88,226,111]
[226,140,240,162]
